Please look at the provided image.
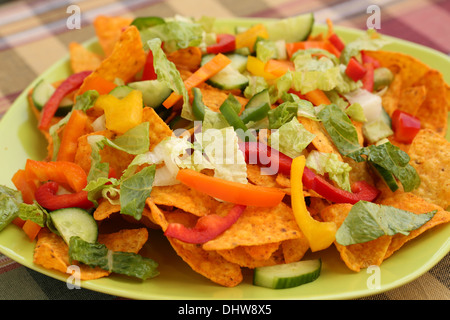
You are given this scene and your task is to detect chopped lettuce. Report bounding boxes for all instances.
[306,150,352,192]
[336,201,436,245]
[340,29,390,65]
[0,186,23,231]
[270,117,315,159]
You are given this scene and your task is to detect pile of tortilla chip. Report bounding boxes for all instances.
[27,15,449,288]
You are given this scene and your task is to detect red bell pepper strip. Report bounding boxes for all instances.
[239,142,292,176]
[302,167,380,204]
[34,181,93,211]
[362,62,374,92]
[141,50,158,81]
[240,142,380,204]
[164,204,246,244]
[391,109,421,144]
[361,51,381,69]
[328,33,345,52]
[345,57,366,82]
[207,34,236,54]
[38,71,91,130]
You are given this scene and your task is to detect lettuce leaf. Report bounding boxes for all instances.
[306,150,352,192]
[340,30,390,65]
[336,201,436,245]
[0,186,23,231]
[270,117,315,159]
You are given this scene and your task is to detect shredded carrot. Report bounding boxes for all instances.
[57,110,88,162]
[326,18,334,38]
[163,53,231,109]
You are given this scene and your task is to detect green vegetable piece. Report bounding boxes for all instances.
[0,186,23,232]
[69,236,159,280]
[373,67,394,91]
[336,201,437,246]
[130,16,165,31]
[191,87,206,121]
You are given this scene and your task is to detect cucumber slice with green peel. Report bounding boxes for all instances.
[50,208,98,245]
[265,13,314,43]
[109,85,135,99]
[253,259,322,289]
[32,79,73,116]
[201,54,249,90]
[128,80,173,108]
[202,53,248,72]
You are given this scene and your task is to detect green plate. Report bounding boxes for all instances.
[0,18,449,300]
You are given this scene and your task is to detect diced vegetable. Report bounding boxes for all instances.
[50,207,98,244]
[391,109,421,144]
[207,33,236,54]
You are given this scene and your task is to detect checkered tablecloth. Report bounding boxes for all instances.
[0,0,448,301]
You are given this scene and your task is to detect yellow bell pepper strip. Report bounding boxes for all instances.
[95,89,143,134]
[290,155,337,252]
[163,53,231,109]
[176,169,285,207]
[246,56,277,80]
[235,24,269,52]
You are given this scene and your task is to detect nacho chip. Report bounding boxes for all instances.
[69,42,102,73]
[145,198,169,230]
[142,107,173,150]
[77,25,146,95]
[379,192,450,259]
[397,85,427,116]
[150,184,219,217]
[93,198,121,221]
[412,70,448,135]
[407,129,450,209]
[281,236,309,263]
[98,228,148,253]
[365,50,430,88]
[298,116,343,161]
[380,72,402,116]
[217,245,284,268]
[93,15,133,57]
[244,242,280,261]
[33,229,109,280]
[167,46,203,72]
[319,203,392,272]
[203,202,301,251]
[168,237,243,287]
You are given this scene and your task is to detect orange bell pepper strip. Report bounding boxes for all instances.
[290,155,337,252]
[22,220,42,242]
[176,169,285,207]
[235,23,269,52]
[12,169,38,204]
[264,59,295,77]
[57,109,89,162]
[24,159,88,193]
[76,75,117,96]
[286,40,341,59]
[163,53,232,109]
[304,89,331,106]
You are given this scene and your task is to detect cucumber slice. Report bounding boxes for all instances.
[253,259,321,289]
[201,54,249,90]
[109,85,134,99]
[50,208,98,245]
[265,13,314,43]
[32,79,73,116]
[128,80,173,108]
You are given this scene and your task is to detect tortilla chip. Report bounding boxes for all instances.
[203,202,301,251]
[244,242,280,261]
[77,25,146,95]
[365,50,430,88]
[93,15,133,57]
[98,228,148,253]
[412,70,448,135]
[142,107,173,150]
[397,85,427,116]
[298,116,343,161]
[150,184,219,217]
[380,72,402,116]
[198,86,248,113]
[33,229,109,280]
[379,192,450,259]
[93,198,121,221]
[69,42,102,73]
[168,237,243,287]
[319,203,392,272]
[145,198,169,230]
[167,46,202,72]
[217,245,284,268]
[408,129,450,209]
[281,236,310,263]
